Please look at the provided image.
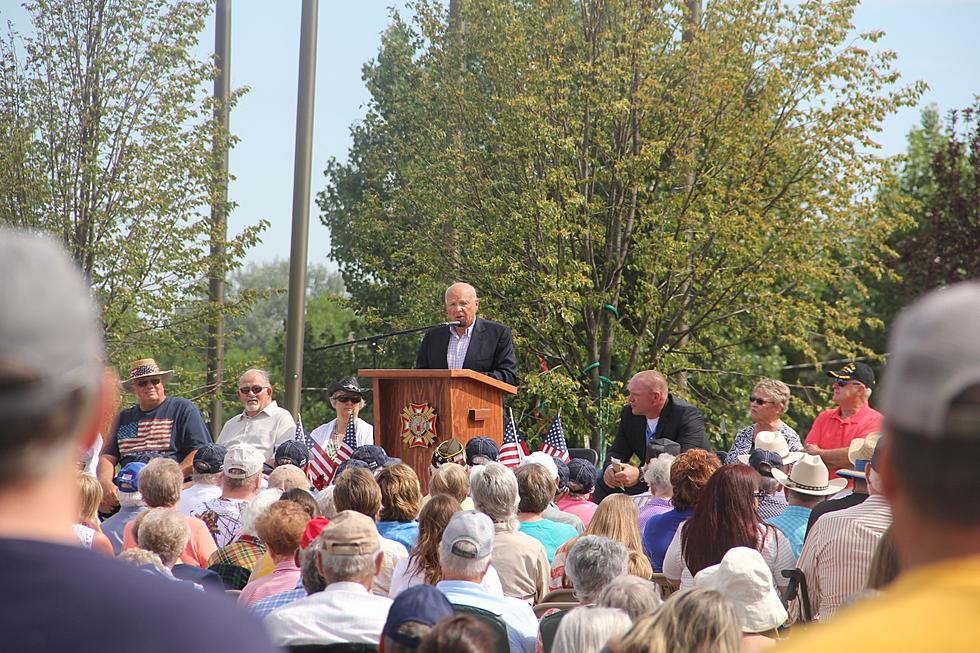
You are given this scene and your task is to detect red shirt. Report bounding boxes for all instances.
[804,404,883,476]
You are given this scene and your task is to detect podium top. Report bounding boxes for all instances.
[358,368,518,395]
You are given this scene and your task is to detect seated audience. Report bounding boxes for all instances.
[435,511,539,653]
[556,458,598,527]
[694,547,788,652]
[176,443,225,515]
[238,500,307,607]
[635,454,675,533]
[608,587,741,653]
[101,461,147,554]
[552,607,631,653]
[123,457,217,567]
[251,516,330,617]
[191,443,265,547]
[768,454,842,557]
[417,614,497,653]
[471,462,550,603]
[521,453,584,533]
[138,507,222,591]
[804,433,878,535]
[333,466,409,596]
[264,511,392,646]
[377,463,423,551]
[516,462,578,562]
[596,575,663,621]
[266,463,310,492]
[75,472,114,556]
[663,464,794,591]
[550,494,651,591]
[381,584,455,653]
[207,488,280,588]
[642,448,719,572]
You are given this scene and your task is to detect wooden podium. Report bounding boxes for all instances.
[359,369,517,492]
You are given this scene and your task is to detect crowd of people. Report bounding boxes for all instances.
[3,228,979,653]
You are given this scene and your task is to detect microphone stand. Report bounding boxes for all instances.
[310,321,460,369]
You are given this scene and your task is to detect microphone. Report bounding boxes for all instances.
[444,320,465,328]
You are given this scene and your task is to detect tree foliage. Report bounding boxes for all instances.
[319,0,921,449]
[0,0,265,391]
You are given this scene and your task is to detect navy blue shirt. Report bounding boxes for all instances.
[107,396,211,465]
[642,507,693,572]
[0,538,277,653]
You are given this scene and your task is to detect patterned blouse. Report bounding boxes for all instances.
[724,423,803,465]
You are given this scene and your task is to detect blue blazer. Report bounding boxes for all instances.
[415,317,518,386]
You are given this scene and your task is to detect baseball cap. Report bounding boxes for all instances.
[383,585,454,647]
[333,458,371,482]
[465,436,499,466]
[317,510,379,555]
[440,510,494,560]
[275,439,310,468]
[301,516,331,549]
[566,458,596,493]
[352,445,398,471]
[553,456,569,491]
[828,362,876,390]
[747,449,784,478]
[193,443,227,474]
[223,443,264,479]
[880,282,980,439]
[0,230,103,418]
[521,451,559,480]
[115,461,146,493]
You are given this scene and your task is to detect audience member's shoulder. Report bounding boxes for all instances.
[0,539,276,653]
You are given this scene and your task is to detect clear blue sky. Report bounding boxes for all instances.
[4,1,979,266]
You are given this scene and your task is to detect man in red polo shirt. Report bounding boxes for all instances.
[803,362,882,477]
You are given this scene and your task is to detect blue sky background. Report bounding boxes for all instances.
[3,1,979,266]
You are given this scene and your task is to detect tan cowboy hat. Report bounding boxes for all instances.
[120,358,174,391]
[737,431,804,466]
[771,454,847,496]
[837,432,882,480]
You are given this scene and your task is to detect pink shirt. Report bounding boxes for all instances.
[556,496,597,528]
[238,558,302,608]
[122,514,217,568]
[805,404,882,476]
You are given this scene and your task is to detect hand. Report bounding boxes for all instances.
[604,463,640,489]
[99,482,119,513]
[804,443,821,456]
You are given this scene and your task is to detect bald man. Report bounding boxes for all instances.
[415,282,518,386]
[593,370,709,502]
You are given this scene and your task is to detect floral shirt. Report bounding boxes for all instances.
[724,424,803,465]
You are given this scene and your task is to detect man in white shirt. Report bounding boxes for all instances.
[436,511,538,653]
[264,511,392,647]
[176,443,225,515]
[217,369,296,460]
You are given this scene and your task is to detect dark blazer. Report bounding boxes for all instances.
[415,317,518,386]
[603,394,709,469]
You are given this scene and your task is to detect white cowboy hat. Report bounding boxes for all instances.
[837,432,882,480]
[120,358,174,391]
[737,431,804,466]
[694,547,788,633]
[771,454,847,496]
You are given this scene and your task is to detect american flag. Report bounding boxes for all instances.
[540,415,570,462]
[317,415,358,488]
[295,415,333,490]
[117,418,173,457]
[499,413,525,468]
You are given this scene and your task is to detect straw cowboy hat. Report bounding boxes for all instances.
[737,431,804,466]
[837,432,882,480]
[120,358,173,391]
[771,454,847,496]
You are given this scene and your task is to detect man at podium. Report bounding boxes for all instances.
[415,282,518,386]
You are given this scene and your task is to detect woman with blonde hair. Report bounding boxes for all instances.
[75,473,114,556]
[376,463,422,551]
[550,493,652,590]
[724,378,802,465]
[608,587,741,653]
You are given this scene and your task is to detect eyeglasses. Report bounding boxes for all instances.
[832,379,861,388]
[333,395,362,404]
[136,377,161,388]
[239,385,268,395]
[749,396,772,405]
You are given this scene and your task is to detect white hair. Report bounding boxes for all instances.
[597,575,663,620]
[552,607,632,653]
[316,485,338,519]
[470,462,519,527]
[238,488,283,537]
[643,454,675,495]
[239,368,271,386]
[318,550,381,584]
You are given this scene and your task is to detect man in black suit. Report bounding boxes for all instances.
[415,282,518,386]
[593,370,709,502]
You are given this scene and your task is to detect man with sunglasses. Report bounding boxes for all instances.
[97,359,211,512]
[309,377,375,457]
[802,362,882,478]
[217,368,296,461]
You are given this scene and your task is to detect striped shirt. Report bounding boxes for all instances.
[446,321,475,369]
[252,586,306,618]
[791,494,891,621]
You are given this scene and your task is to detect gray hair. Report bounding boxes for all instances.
[239,488,283,537]
[300,540,327,594]
[238,368,271,387]
[643,454,675,495]
[191,470,223,486]
[597,575,663,621]
[566,535,629,603]
[224,471,262,491]
[470,462,519,526]
[752,378,790,411]
[316,485,338,519]
[118,491,144,508]
[137,508,189,567]
[552,607,632,653]
[318,549,381,584]
[118,548,166,570]
[439,546,492,580]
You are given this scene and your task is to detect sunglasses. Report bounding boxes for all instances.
[136,377,161,388]
[333,395,362,404]
[239,385,268,395]
[832,379,860,387]
[749,396,772,405]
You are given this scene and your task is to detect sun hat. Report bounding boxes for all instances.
[837,433,881,480]
[771,454,847,496]
[737,431,804,466]
[121,358,174,391]
[694,547,788,633]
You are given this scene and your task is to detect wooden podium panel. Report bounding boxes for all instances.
[359,369,517,493]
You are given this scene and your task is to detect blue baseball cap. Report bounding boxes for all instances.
[553,456,570,491]
[192,443,227,475]
[115,461,146,493]
[352,445,399,471]
[465,437,499,466]
[383,585,454,647]
[275,439,310,468]
[566,458,596,494]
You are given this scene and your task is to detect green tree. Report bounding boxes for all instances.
[0,0,265,394]
[320,0,921,450]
